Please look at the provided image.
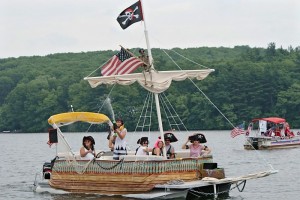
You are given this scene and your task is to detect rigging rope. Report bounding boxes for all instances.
[85,57,112,78]
[162,48,235,128]
[134,92,154,132]
[161,48,276,172]
[160,93,190,132]
[159,93,189,133]
[169,48,210,69]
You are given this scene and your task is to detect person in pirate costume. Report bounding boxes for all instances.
[112,118,128,160]
[182,134,211,157]
[164,133,177,159]
[138,48,150,72]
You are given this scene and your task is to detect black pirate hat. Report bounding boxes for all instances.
[164,132,178,143]
[188,133,207,143]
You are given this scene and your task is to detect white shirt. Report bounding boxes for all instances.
[136,146,148,156]
[81,148,95,160]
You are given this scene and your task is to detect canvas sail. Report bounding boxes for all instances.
[84,69,214,93]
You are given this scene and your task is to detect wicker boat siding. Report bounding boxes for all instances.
[49,157,224,194]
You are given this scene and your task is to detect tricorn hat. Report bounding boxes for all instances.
[188,133,207,143]
[164,132,178,143]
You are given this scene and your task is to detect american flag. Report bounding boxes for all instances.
[245,122,253,136]
[101,48,144,76]
[231,122,245,138]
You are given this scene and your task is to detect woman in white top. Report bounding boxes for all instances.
[113,118,128,160]
[136,137,152,156]
[80,136,96,160]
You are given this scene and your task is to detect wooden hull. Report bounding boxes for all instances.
[49,157,224,195]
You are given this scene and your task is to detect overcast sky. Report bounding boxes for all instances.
[1,0,299,58]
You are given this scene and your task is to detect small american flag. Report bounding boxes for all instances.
[231,122,245,138]
[101,48,144,76]
[245,122,253,136]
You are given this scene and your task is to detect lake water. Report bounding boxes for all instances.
[1,130,299,200]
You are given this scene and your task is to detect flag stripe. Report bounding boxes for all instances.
[231,123,245,138]
[101,48,143,76]
[117,57,144,74]
[231,128,245,138]
[102,56,119,76]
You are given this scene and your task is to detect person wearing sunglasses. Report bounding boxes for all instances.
[135,137,152,156]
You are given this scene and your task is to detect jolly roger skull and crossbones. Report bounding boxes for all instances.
[118,6,140,25]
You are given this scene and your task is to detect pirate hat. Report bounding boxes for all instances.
[188,133,207,143]
[164,132,178,143]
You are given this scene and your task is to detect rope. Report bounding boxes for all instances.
[162,48,235,128]
[188,180,246,197]
[161,48,278,172]
[235,180,247,192]
[68,159,95,174]
[160,92,190,133]
[93,157,125,170]
[188,185,231,197]
[85,56,113,78]
[169,48,210,69]
[133,91,154,144]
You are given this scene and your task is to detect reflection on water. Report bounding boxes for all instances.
[1,131,299,200]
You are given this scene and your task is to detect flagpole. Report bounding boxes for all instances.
[139,0,154,70]
[139,0,167,159]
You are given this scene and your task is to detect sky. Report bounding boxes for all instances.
[1,0,299,58]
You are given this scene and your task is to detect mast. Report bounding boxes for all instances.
[140,0,167,158]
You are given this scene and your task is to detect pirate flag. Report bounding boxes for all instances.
[117,1,143,29]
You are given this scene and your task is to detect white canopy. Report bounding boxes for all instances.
[84,69,214,93]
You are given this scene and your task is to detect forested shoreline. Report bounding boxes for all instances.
[0,43,299,132]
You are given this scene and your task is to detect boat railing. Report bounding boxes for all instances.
[56,150,213,162]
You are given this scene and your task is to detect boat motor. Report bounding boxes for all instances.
[42,162,52,179]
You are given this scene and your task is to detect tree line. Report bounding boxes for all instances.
[0,43,299,133]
